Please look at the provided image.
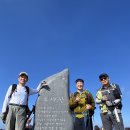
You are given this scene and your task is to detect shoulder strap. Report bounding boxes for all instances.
[70,93,74,98]
[110,83,117,89]
[24,86,29,108]
[25,86,29,95]
[84,89,89,94]
[9,84,17,98]
[9,85,29,98]
[85,90,92,104]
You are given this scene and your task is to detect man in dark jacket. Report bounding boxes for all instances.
[96,73,124,130]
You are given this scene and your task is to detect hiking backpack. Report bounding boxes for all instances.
[9,84,30,113]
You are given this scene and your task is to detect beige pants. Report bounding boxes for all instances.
[5,105,26,130]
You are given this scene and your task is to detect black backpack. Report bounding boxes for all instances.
[9,84,30,114]
[86,92,95,116]
[9,84,29,98]
[2,84,30,123]
[110,83,123,110]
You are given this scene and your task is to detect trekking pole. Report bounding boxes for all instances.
[86,110,92,130]
[114,107,120,122]
[113,107,121,130]
[86,114,90,130]
[25,105,35,124]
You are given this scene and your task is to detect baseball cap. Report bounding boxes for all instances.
[99,73,109,79]
[19,72,28,79]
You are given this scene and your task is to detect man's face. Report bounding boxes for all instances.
[18,75,28,85]
[100,77,109,86]
[76,81,84,91]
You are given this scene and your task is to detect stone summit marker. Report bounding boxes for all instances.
[34,69,74,130]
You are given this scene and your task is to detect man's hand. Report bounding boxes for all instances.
[41,81,47,86]
[74,96,80,103]
[101,95,109,103]
[102,95,108,101]
[86,104,92,110]
[38,81,48,91]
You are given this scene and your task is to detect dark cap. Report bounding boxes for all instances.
[99,73,109,79]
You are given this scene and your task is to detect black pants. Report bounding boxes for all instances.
[86,116,93,130]
[74,117,93,130]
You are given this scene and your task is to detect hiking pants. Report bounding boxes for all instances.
[74,117,85,130]
[100,112,124,130]
[86,116,93,130]
[5,105,27,130]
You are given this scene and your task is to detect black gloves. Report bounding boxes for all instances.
[1,112,7,124]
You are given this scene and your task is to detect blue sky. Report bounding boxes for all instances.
[0,0,130,128]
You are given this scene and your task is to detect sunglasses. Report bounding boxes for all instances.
[100,77,107,81]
